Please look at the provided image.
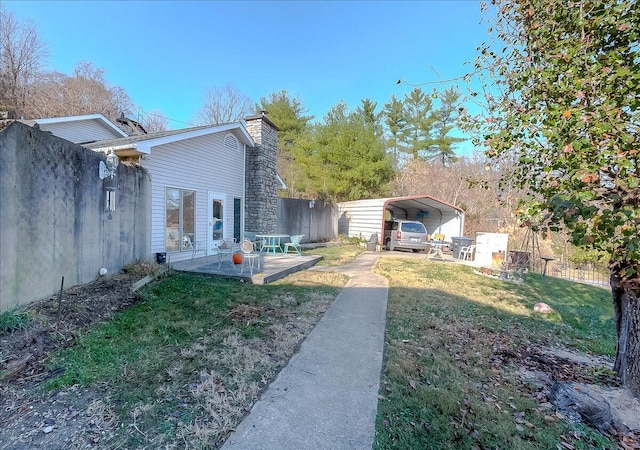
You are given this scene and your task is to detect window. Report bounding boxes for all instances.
[165,187,195,252]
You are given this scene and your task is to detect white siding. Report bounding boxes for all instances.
[142,131,245,262]
[422,211,464,241]
[337,199,386,240]
[39,119,124,144]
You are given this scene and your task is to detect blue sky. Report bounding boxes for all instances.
[5,0,488,155]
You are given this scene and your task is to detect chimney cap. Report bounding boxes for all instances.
[244,111,279,131]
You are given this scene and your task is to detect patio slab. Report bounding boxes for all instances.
[170,253,322,284]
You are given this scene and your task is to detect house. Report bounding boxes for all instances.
[21,114,129,144]
[337,196,465,246]
[29,113,282,264]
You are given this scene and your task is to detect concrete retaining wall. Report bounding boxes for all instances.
[0,122,150,312]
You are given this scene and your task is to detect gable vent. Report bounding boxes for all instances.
[223,133,239,151]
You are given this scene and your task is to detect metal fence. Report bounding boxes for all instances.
[535,258,610,287]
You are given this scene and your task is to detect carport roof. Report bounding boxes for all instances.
[381,195,464,214]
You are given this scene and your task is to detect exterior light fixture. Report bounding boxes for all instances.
[99,150,119,217]
[99,150,119,180]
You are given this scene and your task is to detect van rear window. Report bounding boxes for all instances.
[401,222,426,233]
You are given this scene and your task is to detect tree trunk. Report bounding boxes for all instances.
[611,270,640,399]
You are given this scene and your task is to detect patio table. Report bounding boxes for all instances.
[255,234,289,255]
[426,241,445,259]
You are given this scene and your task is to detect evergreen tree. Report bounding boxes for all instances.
[356,98,381,132]
[382,95,407,166]
[429,87,464,167]
[400,88,437,160]
[302,102,394,202]
[257,90,314,198]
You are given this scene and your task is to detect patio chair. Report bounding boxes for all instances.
[459,244,476,261]
[218,239,239,269]
[240,239,260,274]
[284,234,304,256]
[209,243,223,268]
[244,231,261,249]
[183,236,204,260]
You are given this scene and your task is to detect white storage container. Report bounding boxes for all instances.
[475,232,509,267]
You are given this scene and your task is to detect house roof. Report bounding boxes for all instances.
[86,122,256,156]
[22,114,129,144]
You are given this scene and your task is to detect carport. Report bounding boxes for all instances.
[337,195,465,244]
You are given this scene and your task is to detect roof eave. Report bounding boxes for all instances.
[35,114,128,137]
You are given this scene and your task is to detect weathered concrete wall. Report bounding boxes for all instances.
[0,122,150,312]
[276,198,338,243]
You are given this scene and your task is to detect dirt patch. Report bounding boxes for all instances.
[0,262,161,449]
[495,343,640,446]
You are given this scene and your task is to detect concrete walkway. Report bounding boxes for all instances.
[221,252,388,450]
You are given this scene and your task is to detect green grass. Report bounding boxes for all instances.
[0,308,30,334]
[304,243,365,266]
[45,269,347,448]
[374,258,616,450]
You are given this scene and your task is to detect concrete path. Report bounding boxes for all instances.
[221,252,388,450]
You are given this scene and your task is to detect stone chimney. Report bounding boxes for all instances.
[244,111,279,233]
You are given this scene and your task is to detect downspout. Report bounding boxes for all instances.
[242,143,246,237]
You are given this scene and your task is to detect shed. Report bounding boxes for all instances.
[337,195,465,244]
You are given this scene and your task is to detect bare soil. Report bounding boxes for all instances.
[0,263,156,449]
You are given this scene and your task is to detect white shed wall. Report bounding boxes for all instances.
[337,199,386,241]
[142,131,246,262]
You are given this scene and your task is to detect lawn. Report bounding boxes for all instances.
[373,257,617,449]
[44,268,348,448]
[28,247,621,448]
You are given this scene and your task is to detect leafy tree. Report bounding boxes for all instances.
[474,0,640,396]
[257,90,314,198]
[195,83,252,125]
[0,9,47,118]
[299,102,394,202]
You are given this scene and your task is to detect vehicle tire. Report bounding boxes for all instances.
[385,238,392,251]
[412,249,420,253]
